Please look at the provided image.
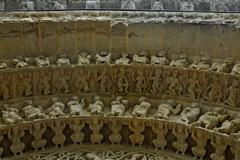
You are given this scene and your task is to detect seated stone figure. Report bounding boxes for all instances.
[210,57,233,73]
[170,54,189,68]
[150,51,170,65]
[0,62,7,69]
[192,107,229,130]
[56,54,70,66]
[132,97,151,117]
[231,64,240,75]
[178,103,201,124]
[154,100,182,119]
[133,51,149,64]
[35,55,50,67]
[189,54,211,70]
[95,51,111,64]
[77,52,91,65]
[88,96,104,115]
[2,104,23,124]
[109,96,128,116]
[13,56,30,68]
[67,96,85,115]
[115,54,131,65]
[46,97,65,118]
[23,100,48,120]
[214,115,240,134]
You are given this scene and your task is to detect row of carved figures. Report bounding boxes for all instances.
[1,96,240,137]
[0,65,240,107]
[0,116,239,160]
[1,51,240,75]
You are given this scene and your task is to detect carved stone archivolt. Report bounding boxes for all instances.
[1,53,240,159]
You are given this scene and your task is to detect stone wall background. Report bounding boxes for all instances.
[0,0,239,12]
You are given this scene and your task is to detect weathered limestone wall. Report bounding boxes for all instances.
[0,11,240,62]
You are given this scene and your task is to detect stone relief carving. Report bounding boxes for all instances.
[75,67,91,93]
[150,51,170,65]
[67,96,85,115]
[129,119,145,146]
[133,51,149,64]
[115,54,131,65]
[96,51,112,64]
[69,118,85,145]
[30,122,47,151]
[23,100,48,120]
[35,70,51,96]
[170,54,189,68]
[0,73,11,100]
[95,67,112,93]
[77,52,91,65]
[132,97,151,117]
[51,120,66,147]
[152,121,168,150]
[89,118,104,144]
[172,124,188,155]
[109,96,128,116]
[132,67,147,94]
[2,104,23,125]
[56,55,71,66]
[15,71,32,97]
[53,69,71,94]
[46,97,65,118]
[88,95,104,115]
[115,67,129,94]
[13,56,30,68]
[8,126,25,156]
[108,119,122,145]
[35,55,50,67]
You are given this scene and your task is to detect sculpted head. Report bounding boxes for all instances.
[72,96,79,101]
[116,96,123,101]
[94,95,101,101]
[139,97,147,102]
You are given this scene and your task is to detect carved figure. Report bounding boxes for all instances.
[37,70,51,96]
[150,51,169,65]
[132,68,146,94]
[180,2,194,11]
[192,107,229,129]
[86,152,101,160]
[0,74,10,100]
[13,56,30,68]
[77,52,91,65]
[129,120,145,146]
[121,0,136,9]
[75,68,90,93]
[89,118,104,144]
[116,67,129,93]
[172,124,188,155]
[167,71,183,96]
[210,136,227,160]
[0,62,7,69]
[56,54,70,66]
[95,51,111,64]
[51,120,66,147]
[108,119,122,145]
[54,69,70,94]
[226,79,239,107]
[211,57,233,73]
[152,122,168,150]
[154,100,182,119]
[191,128,209,160]
[35,55,50,67]
[150,69,163,95]
[215,115,240,134]
[0,135,3,157]
[170,54,189,68]
[115,54,130,65]
[133,51,149,64]
[67,96,85,115]
[30,122,47,151]
[132,97,151,117]
[23,100,48,120]
[16,72,32,97]
[178,103,200,124]
[2,104,23,124]
[88,96,104,115]
[207,75,222,102]
[95,68,112,93]
[152,1,164,10]
[187,72,201,98]
[189,54,211,70]
[231,64,240,75]
[8,127,25,156]
[69,119,85,145]
[109,96,128,116]
[46,97,65,118]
